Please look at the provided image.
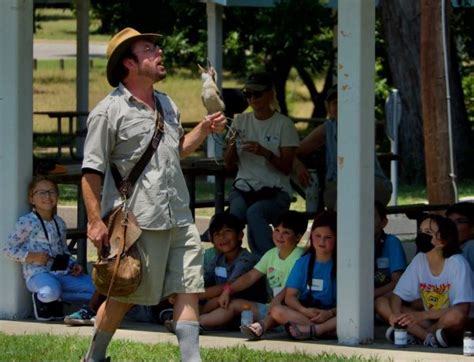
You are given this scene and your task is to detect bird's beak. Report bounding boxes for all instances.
[197,64,206,73]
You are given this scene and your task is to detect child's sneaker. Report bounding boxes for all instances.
[385,326,395,342]
[31,293,53,321]
[423,333,439,348]
[64,305,95,326]
[435,328,449,347]
[158,308,174,324]
[164,319,176,334]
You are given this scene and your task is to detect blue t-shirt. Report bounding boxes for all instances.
[374,233,407,287]
[286,253,336,309]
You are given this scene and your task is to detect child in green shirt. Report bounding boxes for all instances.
[199,210,307,338]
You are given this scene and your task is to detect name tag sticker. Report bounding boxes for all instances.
[214,266,227,278]
[272,286,283,296]
[311,279,324,292]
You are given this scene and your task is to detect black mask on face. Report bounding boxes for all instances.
[416,232,434,253]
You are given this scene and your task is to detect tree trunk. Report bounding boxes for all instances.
[380,0,425,183]
[380,0,473,184]
[420,0,454,204]
[265,56,293,116]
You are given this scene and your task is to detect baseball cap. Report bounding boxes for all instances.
[243,72,274,91]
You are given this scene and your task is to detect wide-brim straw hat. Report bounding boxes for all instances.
[106,27,161,87]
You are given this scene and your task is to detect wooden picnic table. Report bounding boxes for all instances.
[34,111,88,160]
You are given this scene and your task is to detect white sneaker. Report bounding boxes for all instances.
[385,326,395,343]
[435,328,448,347]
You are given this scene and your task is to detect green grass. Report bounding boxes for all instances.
[33,60,245,132]
[34,8,109,42]
[0,333,379,361]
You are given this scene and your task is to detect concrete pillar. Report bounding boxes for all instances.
[0,0,33,319]
[206,1,224,160]
[337,0,375,344]
[75,0,89,158]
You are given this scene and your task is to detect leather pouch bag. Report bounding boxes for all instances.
[92,206,142,297]
[92,101,163,299]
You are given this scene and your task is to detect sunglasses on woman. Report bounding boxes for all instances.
[243,90,266,99]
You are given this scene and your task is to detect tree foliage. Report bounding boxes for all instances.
[90,0,473,182]
[90,0,335,116]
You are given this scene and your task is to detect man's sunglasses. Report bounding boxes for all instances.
[243,90,266,99]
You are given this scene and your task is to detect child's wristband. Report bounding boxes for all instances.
[223,283,234,295]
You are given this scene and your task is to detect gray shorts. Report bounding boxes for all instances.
[113,224,204,305]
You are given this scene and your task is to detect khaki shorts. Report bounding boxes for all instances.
[113,224,205,305]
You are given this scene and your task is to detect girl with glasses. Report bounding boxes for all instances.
[2,175,95,321]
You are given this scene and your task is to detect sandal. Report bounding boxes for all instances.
[240,320,265,341]
[285,321,318,341]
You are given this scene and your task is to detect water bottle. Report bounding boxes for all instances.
[464,331,474,356]
[305,169,319,213]
[394,323,407,348]
[241,304,253,327]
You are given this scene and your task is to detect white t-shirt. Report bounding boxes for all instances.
[232,111,300,195]
[394,253,474,311]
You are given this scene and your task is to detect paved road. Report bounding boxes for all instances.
[34,40,106,59]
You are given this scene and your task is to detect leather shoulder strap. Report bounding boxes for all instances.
[111,96,164,198]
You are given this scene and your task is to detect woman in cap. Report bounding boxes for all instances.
[224,72,300,257]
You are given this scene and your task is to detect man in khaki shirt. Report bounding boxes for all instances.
[82,28,226,362]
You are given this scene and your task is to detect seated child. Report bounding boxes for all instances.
[446,201,474,271]
[2,176,95,321]
[199,210,307,337]
[271,211,338,340]
[379,214,474,347]
[373,202,407,299]
[373,202,408,320]
[200,213,266,315]
[164,213,265,332]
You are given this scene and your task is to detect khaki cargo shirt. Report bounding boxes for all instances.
[82,83,193,230]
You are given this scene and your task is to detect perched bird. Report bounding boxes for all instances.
[198,63,225,115]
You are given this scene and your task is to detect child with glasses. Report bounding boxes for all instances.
[2,175,95,321]
[446,202,474,271]
[224,72,300,257]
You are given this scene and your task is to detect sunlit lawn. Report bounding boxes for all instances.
[34,8,109,42]
[0,333,380,362]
